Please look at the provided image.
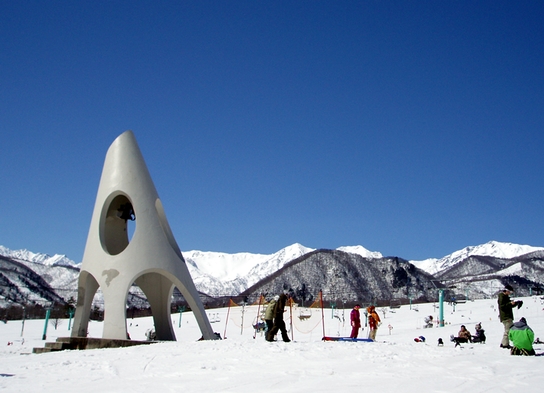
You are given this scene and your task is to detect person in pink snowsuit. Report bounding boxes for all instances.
[350,305,361,338]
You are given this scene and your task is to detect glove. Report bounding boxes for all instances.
[516,300,523,309]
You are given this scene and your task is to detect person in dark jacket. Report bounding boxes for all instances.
[349,305,361,338]
[266,293,290,342]
[509,317,535,356]
[472,322,486,343]
[498,284,519,348]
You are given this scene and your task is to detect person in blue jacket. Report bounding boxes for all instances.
[509,317,535,356]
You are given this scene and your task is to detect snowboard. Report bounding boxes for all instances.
[322,336,374,342]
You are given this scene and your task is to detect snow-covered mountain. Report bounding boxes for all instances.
[0,246,78,267]
[184,243,315,296]
[410,241,544,275]
[336,245,383,259]
[183,243,389,296]
[1,240,543,310]
[0,251,79,308]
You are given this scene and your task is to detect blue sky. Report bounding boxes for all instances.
[1,1,543,262]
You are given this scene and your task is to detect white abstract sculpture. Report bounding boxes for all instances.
[72,131,215,341]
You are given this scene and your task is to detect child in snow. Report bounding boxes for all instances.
[424,315,433,329]
[509,317,535,356]
[472,322,486,343]
[450,325,472,347]
[367,306,381,341]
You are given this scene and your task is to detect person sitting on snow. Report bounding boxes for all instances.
[472,322,486,343]
[424,315,433,329]
[450,325,472,347]
[509,317,535,356]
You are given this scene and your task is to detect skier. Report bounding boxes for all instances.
[349,305,361,338]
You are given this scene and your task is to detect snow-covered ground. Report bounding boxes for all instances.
[1,296,544,392]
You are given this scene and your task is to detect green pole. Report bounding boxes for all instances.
[438,289,444,327]
[178,306,186,328]
[68,309,75,331]
[20,307,26,337]
[42,308,51,340]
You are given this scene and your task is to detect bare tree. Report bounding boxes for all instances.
[50,318,63,330]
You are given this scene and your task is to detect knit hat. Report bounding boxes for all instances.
[504,284,514,292]
[519,317,527,324]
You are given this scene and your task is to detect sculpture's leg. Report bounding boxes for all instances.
[136,273,175,341]
[71,271,99,338]
[175,279,216,340]
[102,284,129,340]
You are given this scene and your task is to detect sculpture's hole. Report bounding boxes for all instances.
[127,215,136,243]
[125,284,186,340]
[101,194,136,255]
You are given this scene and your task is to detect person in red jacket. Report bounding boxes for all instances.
[350,305,361,338]
[367,306,381,341]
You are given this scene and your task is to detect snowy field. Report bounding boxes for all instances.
[1,296,544,392]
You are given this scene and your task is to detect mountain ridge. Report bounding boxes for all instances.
[1,240,543,310]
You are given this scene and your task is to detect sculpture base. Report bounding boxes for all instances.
[32,336,155,353]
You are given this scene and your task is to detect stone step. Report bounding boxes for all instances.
[44,341,64,350]
[33,337,155,353]
[32,347,53,354]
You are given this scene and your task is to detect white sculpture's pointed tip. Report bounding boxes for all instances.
[120,129,134,138]
[111,130,136,148]
[103,130,144,171]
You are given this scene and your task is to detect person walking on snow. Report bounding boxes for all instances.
[266,293,291,342]
[349,305,361,338]
[263,295,278,335]
[367,306,381,341]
